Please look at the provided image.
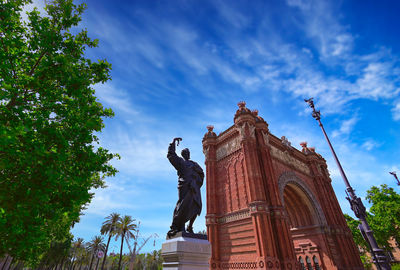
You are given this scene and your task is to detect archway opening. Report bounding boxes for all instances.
[282,181,324,269]
[283,183,319,229]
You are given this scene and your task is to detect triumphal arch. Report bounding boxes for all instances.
[202,102,363,270]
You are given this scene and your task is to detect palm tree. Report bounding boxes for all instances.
[70,238,84,270]
[100,213,121,270]
[76,246,91,270]
[87,236,105,270]
[115,216,136,270]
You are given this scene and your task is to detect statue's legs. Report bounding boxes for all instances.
[168,183,201,236]
[186,216,196,233]
[168,201,185,237]
[168,185,187,237]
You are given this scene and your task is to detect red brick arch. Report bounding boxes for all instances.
[203,103,363,269]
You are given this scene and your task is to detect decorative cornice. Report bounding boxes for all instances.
[215,209,251,224]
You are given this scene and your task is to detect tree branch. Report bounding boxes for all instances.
[28,51,47,76]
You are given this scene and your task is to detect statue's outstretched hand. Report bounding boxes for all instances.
[173,137,182,146]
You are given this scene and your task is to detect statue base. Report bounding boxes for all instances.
[161,232,211,270]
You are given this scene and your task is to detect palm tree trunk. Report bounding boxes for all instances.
[69,250,76,270]
[89,252,95,270]
[7,259,16,270]
[1,255,10,270]
[77,260,83,270]
[118,235,125,270]
[101,234,112,270]
[59,256,66,270]
[5,257,13,270]
[95,258,100,270]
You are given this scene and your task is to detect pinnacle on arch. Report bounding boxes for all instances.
[300,142,312,154]
[252,109,267,124]
[300,142,322,158]
[203,125,217,141]
[234,101,252,120]
[234,101,268,125]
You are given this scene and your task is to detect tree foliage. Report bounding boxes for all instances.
[0,0,117,265]
[366,184,400,247]
[345,184,400,264]
[344,214,366,250]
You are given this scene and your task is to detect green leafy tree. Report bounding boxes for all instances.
[0,0,117,266]
[366,184,400,247]
[116,216,136,270]
[344,214,374,269]
[344,185,400,267]
[100,213,121,270]
[344,214,367,250]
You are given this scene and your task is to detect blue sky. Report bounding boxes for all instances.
[26,0,400,254]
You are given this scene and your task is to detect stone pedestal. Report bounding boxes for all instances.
[161,232,211,270]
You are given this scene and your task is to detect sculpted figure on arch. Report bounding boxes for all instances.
[167,137,204,237]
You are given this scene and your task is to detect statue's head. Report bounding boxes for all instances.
[181,148,190,160]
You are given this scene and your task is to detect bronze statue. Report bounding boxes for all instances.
[167,137,204,237]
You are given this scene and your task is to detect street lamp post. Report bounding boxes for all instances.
[305,98,391,270]
[389,172,400,186]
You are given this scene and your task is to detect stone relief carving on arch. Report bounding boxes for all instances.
[278,171,327,226]
[249,124,255,138]
[236,122,256,141]
[262,130,269,145]
[270,145,311,175]
[216,136,240,161]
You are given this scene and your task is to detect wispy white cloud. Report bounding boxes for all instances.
[84,192,137,216]
[94,83,139,116]
[212,0,251,29]
[354,62,400,99]
[286,0,353,59]
[99,127,172,177]
[80,0,400,122]
[361,140,381,151]
[392,101,400,120]
[332,115,359,138]
[286,0,311,10]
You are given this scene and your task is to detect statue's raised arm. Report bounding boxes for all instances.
[167,137,183,170]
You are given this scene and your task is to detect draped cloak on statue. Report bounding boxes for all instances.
[167,142,204,232]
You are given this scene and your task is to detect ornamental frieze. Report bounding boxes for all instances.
[217,209,251,224]
[216,136,241,161]
[270,145,311,175]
